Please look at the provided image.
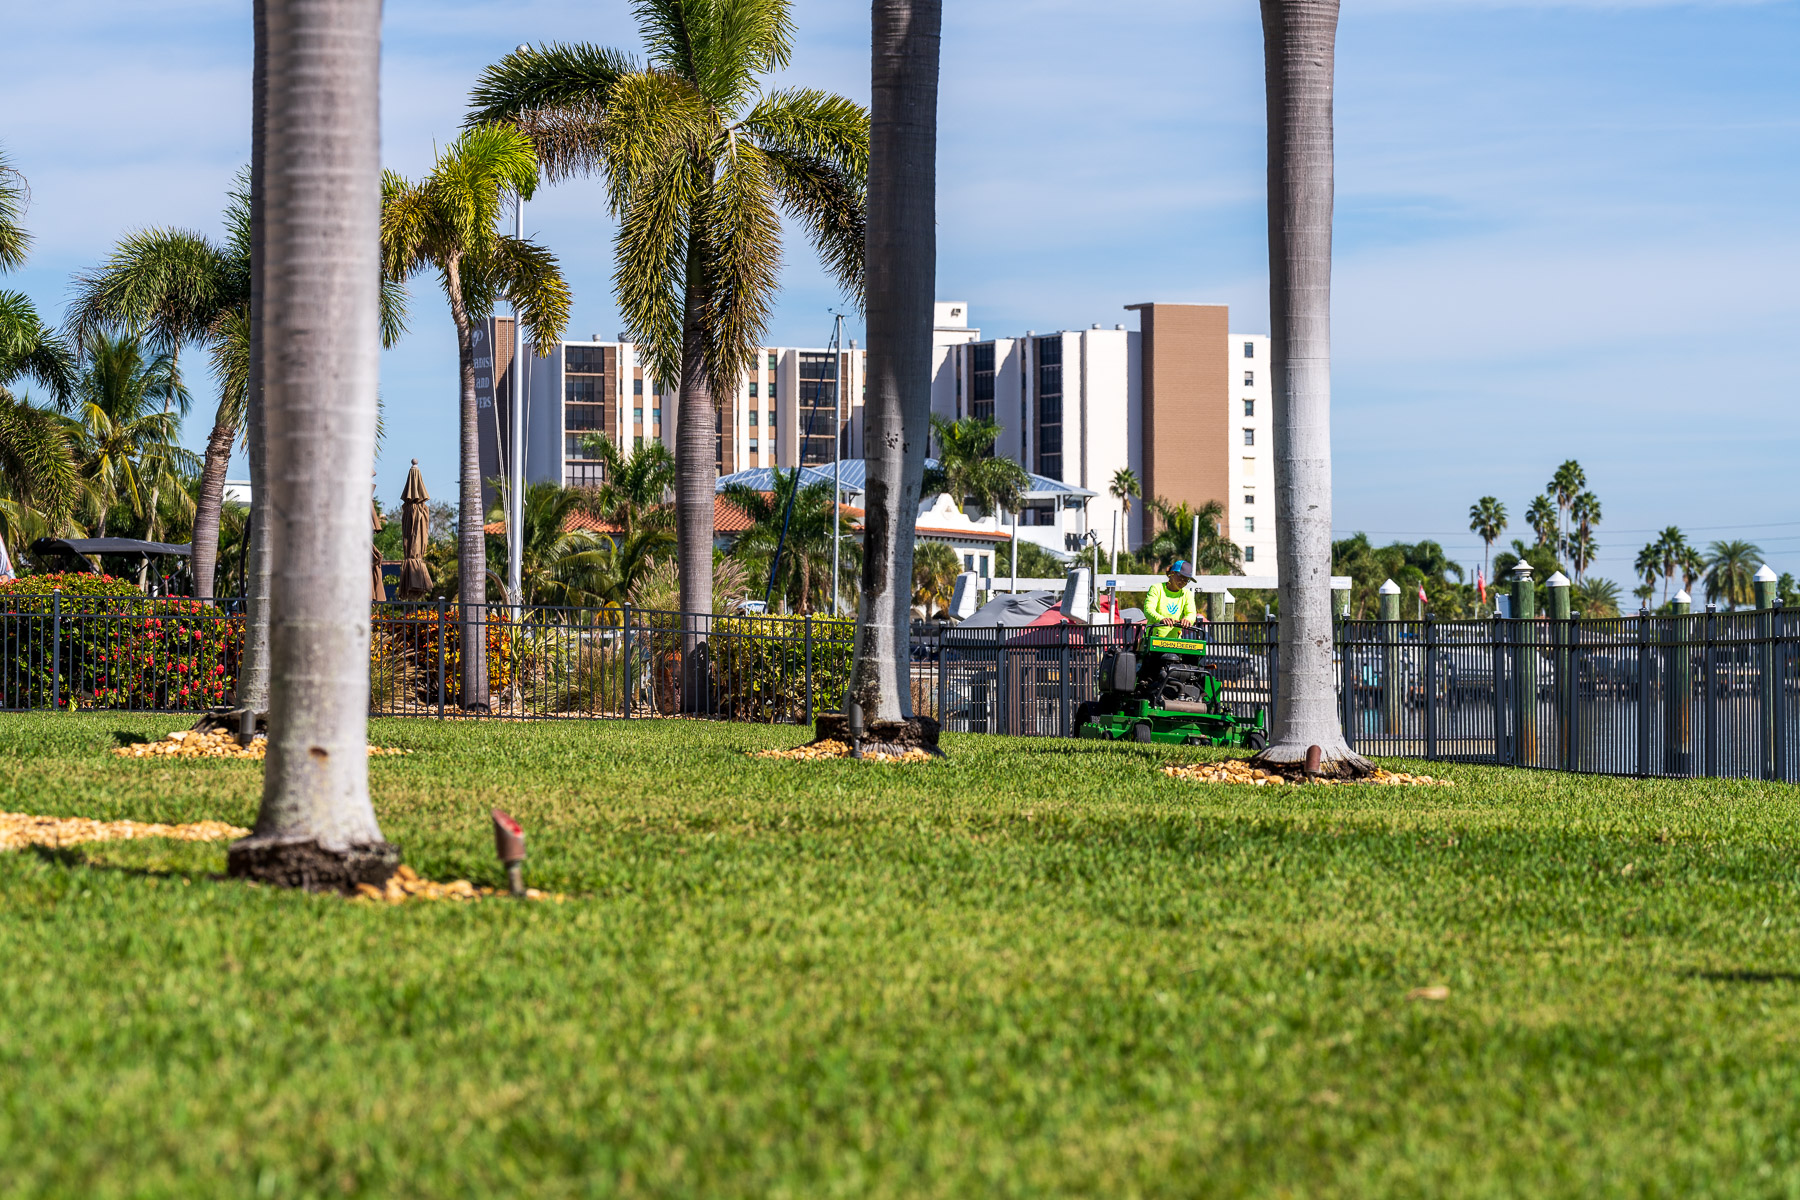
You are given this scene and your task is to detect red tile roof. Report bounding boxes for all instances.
[483,497,754,537]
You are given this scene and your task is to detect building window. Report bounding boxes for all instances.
[980,554,990,576]
[749,382,758,398]
[567,346,605,373]
[1244,545,1255,563]
[652,407,662,426]
[768,352,778,371]
[564,402,605,432]
[1243,398,1254,417]
[964,553,974,571]
[1244,341,1254,358]
[970,343,995,424]
[715,409,723,433]
[797,351,840,467]
[633,377,644,395]
[564,461,604,488]
[1242,428,1254,446]
[748,410,758,427]
[749,439,759,453]
[631,406,641,423]
[1243,371,1253,387]
[1243,493,1254,505]
[1035,336,1063,480]
[1243,516,1254,534]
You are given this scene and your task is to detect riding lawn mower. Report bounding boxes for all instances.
[1074,630,1269,748]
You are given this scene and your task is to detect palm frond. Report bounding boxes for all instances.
[66,227,240,355]
[0,290,77,406]
[480,236,574,355]
[760,147,865,302]
[467,43,641,183]
[0,147,30,274]
[697,0,795,110]
[0,391,80,518]
[740,88,868,176]
[699,141,781,399]
[614,153,699,388]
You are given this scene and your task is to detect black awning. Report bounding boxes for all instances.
[31,538,192,558]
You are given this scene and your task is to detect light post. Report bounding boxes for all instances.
[506,43,530,609]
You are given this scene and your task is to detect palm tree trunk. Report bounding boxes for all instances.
[675,215,715,709]
[448,260,489,709]
[226,0,396,890]
[237,0,273,714]
[189,411,236,599]
[850,0,941,729]
[1254,0,1368,775]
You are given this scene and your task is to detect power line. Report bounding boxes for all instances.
[1335,519,1800,538]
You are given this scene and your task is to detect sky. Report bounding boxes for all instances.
[4,0,1797,593]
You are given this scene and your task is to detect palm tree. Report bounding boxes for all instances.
[1703,539,1762,610]
[1467,496,1506,582]
[1548,459,1585,546]
[1567,490,1600,580]
[499,482,613,607]
[1679,544,1705,601]
[1573,576,1621,618]
[1257,0,1366,773]
[725,469,857,614]
[0,148,76,407]
[1656,526,1689,603]
[72,334,198,539]
[1526,494,1557,548]
[68,216,244,594]
[579,433,678,600]
[1109,467,1140,571]
[911,539,961,616]
[924,415,1028,516]
[466,8,870,635]
[227,0,396,892]
[1145,496,1241,575]
[381,124,572,710]
[1634,541,1661,606]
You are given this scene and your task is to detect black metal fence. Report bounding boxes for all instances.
[5,592,1798,781]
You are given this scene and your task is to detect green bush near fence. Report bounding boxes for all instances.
[5,715,1800,1196]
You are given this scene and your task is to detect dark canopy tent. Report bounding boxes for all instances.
[29,539,194,595]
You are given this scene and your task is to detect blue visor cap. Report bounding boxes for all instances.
[1168,560,1194,580]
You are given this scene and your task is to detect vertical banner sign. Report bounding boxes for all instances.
[472,318,516,515]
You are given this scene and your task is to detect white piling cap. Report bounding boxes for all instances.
[1510,562,1534,580]
[1378,578,1401,595]
[1673,589,1692,605]
[1545,571,1570,587]
[1755,563,1778,582]
[1222,589,1235,603]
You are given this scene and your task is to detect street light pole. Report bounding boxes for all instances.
[506,44,530,609]
[831,312,844,617]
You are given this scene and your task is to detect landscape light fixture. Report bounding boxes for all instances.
[491,809,527,897]
[847,701,864,760]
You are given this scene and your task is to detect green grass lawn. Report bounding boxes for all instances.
[3,713,1800,1198]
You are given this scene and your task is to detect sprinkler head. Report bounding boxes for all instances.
[491,809,526,896]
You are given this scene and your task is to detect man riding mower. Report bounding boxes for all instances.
[1074,560,1269,748]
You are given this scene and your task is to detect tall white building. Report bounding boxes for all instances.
[475,318,867,509]
[930,303,1273,570]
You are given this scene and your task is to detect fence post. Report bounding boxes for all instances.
[1636,608,1652,777]
[1339,616,1356,750]
[1704,603,1720,779]
[1546,572,1572,770]
[1059,631,1072,737]
[49,588,62,712]
[1756,565,1777,780]
[1776,606,1790,783]
[621,604,633,719]
[997,626,1009,736]
[803,615,814,728]
[1264,613,1278,721]
[1491,612,1509,765]
[435,598,446,720]
[937,627,949,731]
[1512,564,1537,766]
[1667,590,1691,775]
[1424,614,1439,760]
[1378,579,1401,737]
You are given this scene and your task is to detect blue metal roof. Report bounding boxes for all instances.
[716,459,1095,499]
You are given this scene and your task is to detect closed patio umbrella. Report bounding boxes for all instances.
[398,459,433,600]
[371,489,387,602]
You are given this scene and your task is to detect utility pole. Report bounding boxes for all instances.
[506,107,528,609]
[830,312,844,617]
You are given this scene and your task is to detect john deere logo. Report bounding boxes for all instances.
[1148,638,1203,652]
